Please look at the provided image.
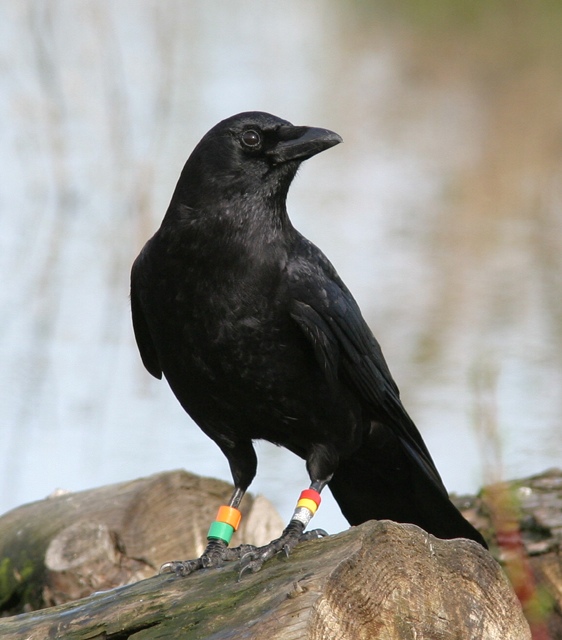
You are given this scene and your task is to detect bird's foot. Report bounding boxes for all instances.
[160,539,257,577]
[238,521,327,577]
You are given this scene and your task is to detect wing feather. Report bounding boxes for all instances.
[130,258,163,380]
[288,239,447,495]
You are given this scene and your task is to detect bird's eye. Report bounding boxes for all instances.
[241,129,262,149]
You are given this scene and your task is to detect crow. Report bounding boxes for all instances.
[131,111,487,576]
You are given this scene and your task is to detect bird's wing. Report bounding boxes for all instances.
[130,257,163,380]
[287,238,447,495]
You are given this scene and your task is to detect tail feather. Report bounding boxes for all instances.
[329,423,487,547]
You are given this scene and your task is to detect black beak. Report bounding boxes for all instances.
[267,126,343,164]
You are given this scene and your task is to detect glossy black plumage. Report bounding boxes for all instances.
[131,111,486,554]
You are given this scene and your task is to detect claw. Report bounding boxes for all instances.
[238,561,258,580]
[159,538,236,577]
[239,549,256,565]
[225,543,257,561]
[162,528,330,580]
[159,561,176,574]
[159,558,202,576]
[301,528,328,541]
[236,523,330,578]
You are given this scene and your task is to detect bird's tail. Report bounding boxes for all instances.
[328,421,487,547]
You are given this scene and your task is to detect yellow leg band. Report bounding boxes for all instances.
[297,497,319,514]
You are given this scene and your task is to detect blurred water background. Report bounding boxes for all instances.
[1,1,562,534]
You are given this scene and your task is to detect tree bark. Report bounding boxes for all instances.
[5,468,561,637]
[0,470,283,613]
[0,518,530,639]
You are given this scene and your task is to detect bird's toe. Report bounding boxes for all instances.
[299,528,328,542]
[159,538,235,577]
[159,558,203,576]
[237,524,327,578]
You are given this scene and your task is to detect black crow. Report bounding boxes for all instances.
[131,111,487,576]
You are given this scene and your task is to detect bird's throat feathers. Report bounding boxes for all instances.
[163,180,294,256]
[157,196,292,287]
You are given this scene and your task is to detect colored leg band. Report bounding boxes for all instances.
[207,505,242,545]
[291,506,314,528]
[208,521,235,544]
[216,505,242,530]
[297,497,319,514]
[299,489,322,507]
[290,488,322,528]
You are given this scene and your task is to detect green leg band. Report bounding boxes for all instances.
[207,520,235,544]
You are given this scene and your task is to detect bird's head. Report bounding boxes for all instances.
[171,112,342,212]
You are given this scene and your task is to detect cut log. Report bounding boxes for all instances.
[0,470,283,613]
[453,467,562,638]
[0,519,530,639]
[5,469,560,637]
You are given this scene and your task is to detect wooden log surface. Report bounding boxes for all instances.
[4,468,561,637]
[0,470,283,613]
[452,467,562,638]
[0,518,530,639]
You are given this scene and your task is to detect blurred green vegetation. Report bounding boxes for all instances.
[349,0,562,37]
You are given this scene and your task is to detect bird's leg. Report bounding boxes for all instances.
[238,479,329,576]
[160,486,251,576]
